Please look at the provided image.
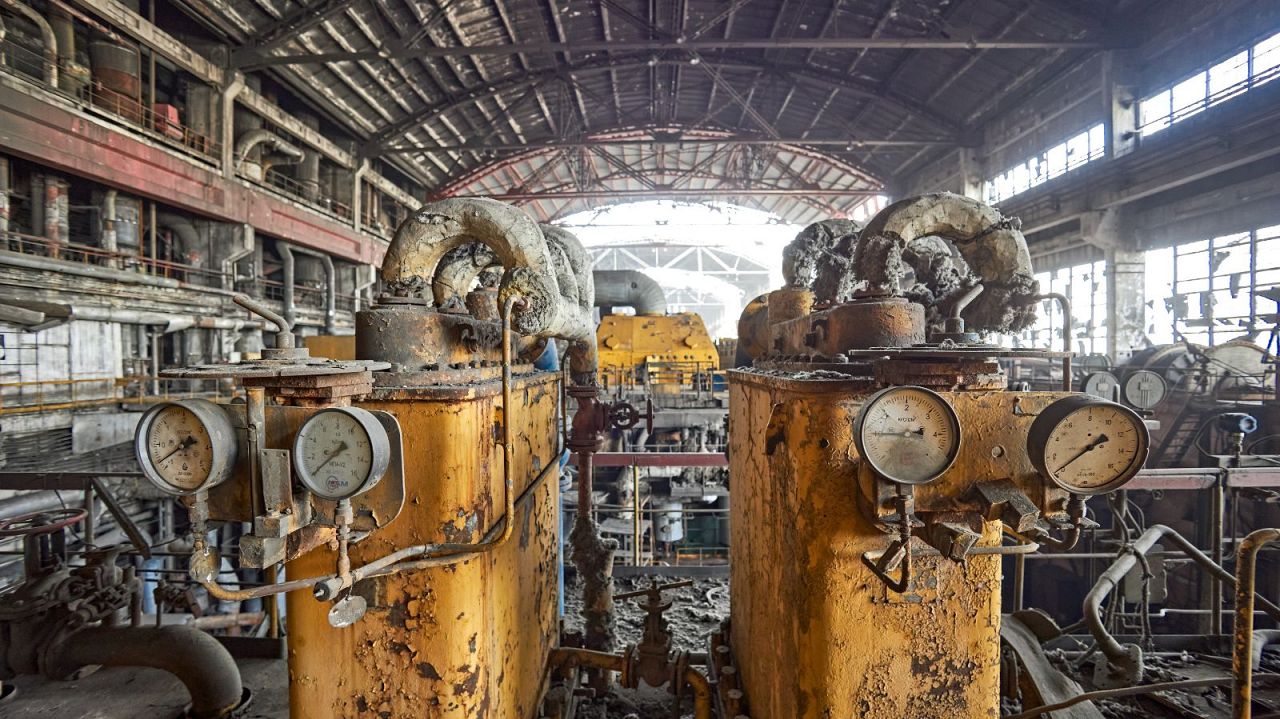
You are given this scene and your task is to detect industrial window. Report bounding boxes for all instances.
[983,124,1106,204]
[1144,227,1280,347]
[1139,30,1280,137]
[1020,260,1108,355]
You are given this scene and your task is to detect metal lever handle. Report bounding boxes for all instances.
[233,293,295,349]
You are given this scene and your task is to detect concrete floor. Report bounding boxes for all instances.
[3,657,288,719]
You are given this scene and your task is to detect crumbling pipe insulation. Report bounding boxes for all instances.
[851,192,1039,333]
[45,626,244,719]
[381,197,597,376]
[432,242,498,312]
[0,300,260,332]
[592,269,666,316]
[789,218,863,295]
[0,0,56,86]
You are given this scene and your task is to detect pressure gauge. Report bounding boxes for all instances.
[1082,371,1119,401]
[1027,395,1150,495]
[1123,370,1167,411]
[854,386,962,485]
[293,407,391,500]
[135,399,237,495]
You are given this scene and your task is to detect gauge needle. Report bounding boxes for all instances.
[872,428,926,438]
[1055,434,1110,474]
[314,441,349,472]
[157,436,196,464]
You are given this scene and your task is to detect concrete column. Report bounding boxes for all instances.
[957,147,985,200]
[1103,51,1139,160]
[1106,247,1147,363]
[1082,207,1146,362]
[219,73,246,177]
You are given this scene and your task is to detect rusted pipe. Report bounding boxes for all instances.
[0,0,56,85]
[45,625,243,718]
[683,664,714,719]
[1031,292,1072,390]
[1234,528,1280,719]
[1088,525,1280,685]
[546,647,712,719]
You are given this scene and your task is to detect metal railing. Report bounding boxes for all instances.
[0,375,231,415]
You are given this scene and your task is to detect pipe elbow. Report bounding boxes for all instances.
[46,625,244,719]
[383,198,564,334]
[857,192,1038,333]
[234,129,304,167]
[593,270,667,316]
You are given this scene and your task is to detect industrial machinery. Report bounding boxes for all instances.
[721,193,1153,717]
[589,269,729,564]
[97,197,723,718]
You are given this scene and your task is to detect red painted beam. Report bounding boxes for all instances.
[592,452,728,467]
[0,81,384,265]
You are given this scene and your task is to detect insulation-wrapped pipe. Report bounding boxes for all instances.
[234,129,305,179]
[792,218,863,300]
[854,192,1038,334]
[381,197,594,348]
[431,242,498,312]
[592,269,666,316]
[45,625,244,719]
[287,244,337,334]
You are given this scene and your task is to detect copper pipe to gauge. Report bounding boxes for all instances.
[200,295,532,602]
[1029,292,1072,390]
[1234,528,1280,719]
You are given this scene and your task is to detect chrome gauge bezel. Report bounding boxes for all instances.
[1027,395,1150,495]
[853,385,963,485]
[134,399,237,496]
[292,406,392,500]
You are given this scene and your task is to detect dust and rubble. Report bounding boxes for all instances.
[564,574,730,719]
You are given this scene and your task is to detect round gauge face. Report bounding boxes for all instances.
[1082,371,1119,401]
[855,386,962,485]
[294,408,389,500]
[135,400,235,495]
[1033,398,1150,494]
[1123,370,1167,411]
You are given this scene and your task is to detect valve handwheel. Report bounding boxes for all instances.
[0,508,88,537]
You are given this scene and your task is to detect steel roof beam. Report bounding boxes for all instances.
[486,188,883,201]
[382,135,955,154]
[245,36,1109,67]
[364,54,961,150]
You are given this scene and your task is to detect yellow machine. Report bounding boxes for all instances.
[131,199,606,718]
[720,194,1151,718]
[597,312,719,390]
[127,198,722,719]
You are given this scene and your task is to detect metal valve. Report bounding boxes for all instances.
[608,398,655,433]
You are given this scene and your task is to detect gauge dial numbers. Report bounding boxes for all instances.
[1028,396,1150,495]
[293,407,391,500]
[854,386,963,485]
[135,399,237,495]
